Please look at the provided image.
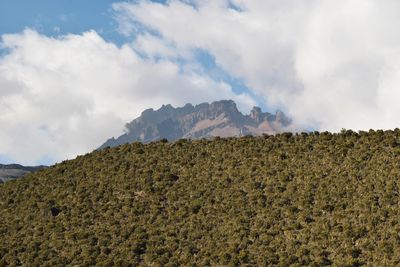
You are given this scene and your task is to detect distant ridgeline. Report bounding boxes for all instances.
[0,164,46,183]
[2,130,400,265]
[99,100,291,149]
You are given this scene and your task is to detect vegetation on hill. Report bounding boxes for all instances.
[2,130,400,266]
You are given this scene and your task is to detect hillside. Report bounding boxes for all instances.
[0,164,46,183]
[2,130,400,266]
[100,100,291,149]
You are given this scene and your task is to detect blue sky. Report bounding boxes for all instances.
[0,0,122,42]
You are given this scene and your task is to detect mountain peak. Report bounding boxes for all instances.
[99,100,291,149]
[250,106,262,122]
[275,110,291,126]
[210,99,239,115]
[211,99,236,107]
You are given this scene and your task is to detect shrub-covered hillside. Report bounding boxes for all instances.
[2,130,400,266]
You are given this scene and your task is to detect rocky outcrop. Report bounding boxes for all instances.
[99,100,291,149]
[0,164,46,183]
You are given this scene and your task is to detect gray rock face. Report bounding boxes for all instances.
[99,100,291,149]
[0,164,46,183]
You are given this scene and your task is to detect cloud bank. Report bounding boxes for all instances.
[114,0,400,131]
[0,29,254,164]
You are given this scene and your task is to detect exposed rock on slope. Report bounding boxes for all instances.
[0,164,46,183]
[100,100,291,149]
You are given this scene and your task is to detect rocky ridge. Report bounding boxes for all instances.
[100,100,291,149]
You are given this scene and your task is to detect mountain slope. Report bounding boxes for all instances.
[2,131,400,266]
[0,164,46,183]
[100,100,291,149]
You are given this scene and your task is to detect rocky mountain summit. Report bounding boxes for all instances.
[0,164,46,183]
[100,100,291,149]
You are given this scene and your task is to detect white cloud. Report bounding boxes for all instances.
[113,0,400,131]
[0,29,255,165]
[5,0,400,164]
[133,33,179,59]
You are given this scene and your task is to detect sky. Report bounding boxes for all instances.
[1,0,400,165]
